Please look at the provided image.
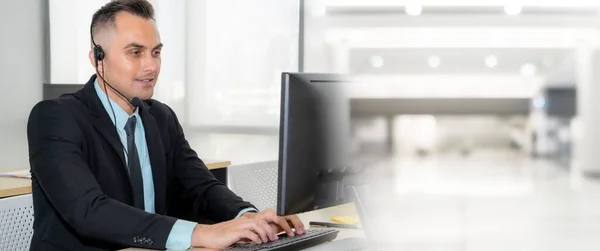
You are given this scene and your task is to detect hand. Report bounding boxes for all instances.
[241,208,306,237]
[190,216,279,249]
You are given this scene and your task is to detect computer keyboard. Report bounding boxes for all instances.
[222,228,339,251]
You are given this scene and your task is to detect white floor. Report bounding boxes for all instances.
[360,149,600,251]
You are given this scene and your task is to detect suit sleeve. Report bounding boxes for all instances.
[168,107,256,223]
[27,100,177,250]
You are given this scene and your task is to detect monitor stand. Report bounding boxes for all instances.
[303,184,374,251]
[346,184,374,241]
[313,162,399,250]
[318,165,374,239]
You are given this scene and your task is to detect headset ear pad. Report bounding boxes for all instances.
[94,45,105,62]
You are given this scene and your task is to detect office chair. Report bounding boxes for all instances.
[0,194,34,251]
[228,161,278,211]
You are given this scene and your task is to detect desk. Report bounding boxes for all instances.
[0,160,231,199]
[123,203,365,251]
[0,176,31,198]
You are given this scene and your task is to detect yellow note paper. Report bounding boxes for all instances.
[331,215,360,225]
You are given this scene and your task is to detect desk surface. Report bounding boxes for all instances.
[0,177,31,198]
[0,160,230,199]
[123,203,364,251]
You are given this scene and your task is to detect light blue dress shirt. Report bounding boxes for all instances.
[94,80,256,250]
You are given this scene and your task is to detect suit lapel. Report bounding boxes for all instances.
[93,117,128,169]
[80,75,129,175]
[139,105,167,214]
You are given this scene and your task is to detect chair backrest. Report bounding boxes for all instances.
[0,194,34,251]
[228,161,278,211]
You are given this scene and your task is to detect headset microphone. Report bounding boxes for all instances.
[91,22,143,151]
[91,25,141,109]
[95,72,142,108]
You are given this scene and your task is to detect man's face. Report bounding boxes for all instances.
[93,12,162,101]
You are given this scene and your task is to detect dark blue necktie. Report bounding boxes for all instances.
[124,116,145,209]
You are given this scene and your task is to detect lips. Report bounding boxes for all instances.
[135,78,154,86]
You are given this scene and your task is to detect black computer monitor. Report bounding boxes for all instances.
[276,72,359,216]
[43,83,84,100]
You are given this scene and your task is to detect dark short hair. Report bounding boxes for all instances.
[91,0,155,39]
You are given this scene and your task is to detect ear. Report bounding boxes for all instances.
[89,49,102,72]
[88,49,96,67]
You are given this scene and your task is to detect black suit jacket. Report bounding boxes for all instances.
[27,75,255,251]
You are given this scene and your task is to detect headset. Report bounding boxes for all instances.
[91,22,143,152]
[90,24,142,109]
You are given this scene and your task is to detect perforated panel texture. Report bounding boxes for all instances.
[0,194,34,251]
[228,161,278,211]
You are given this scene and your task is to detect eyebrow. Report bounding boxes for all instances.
[123,43,164,50]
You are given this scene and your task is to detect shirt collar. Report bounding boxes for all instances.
[94,79,140,131]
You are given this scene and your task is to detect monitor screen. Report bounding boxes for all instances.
[277,72,355,216]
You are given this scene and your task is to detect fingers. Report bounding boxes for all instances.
[250,219,270,243]
[241,218,278,243]
[258,218,278,241]
[248,210,305,239]
[260,209,281,223]
[259,209,294,237]
[276,216,295,237]
[239,229,262,244]
[285,215,306,235]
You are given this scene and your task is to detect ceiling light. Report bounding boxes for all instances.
[369,55,384,68]
[428,55,441,68]
[504,5,522,15]
[520,63,537,76]
[405,4,423,16]
[532,96,546,109]
[485,55,498,68]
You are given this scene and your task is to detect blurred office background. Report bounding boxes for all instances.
[2,0,590,166]
[3,0,600,249]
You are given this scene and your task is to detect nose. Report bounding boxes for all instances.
[141,54,159,73]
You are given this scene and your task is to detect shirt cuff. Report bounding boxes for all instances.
[165,219,197,250]
[235,207,259,219]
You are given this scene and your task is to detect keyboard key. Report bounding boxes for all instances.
[223,229,339,251]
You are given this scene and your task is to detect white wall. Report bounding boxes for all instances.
[347,74,543,98]
[183,0,300,164]
[0,0,45,171]
[151,0,187,120]
[49,0,108,84]
[187,0,299,127]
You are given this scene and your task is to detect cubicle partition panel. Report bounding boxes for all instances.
[228,161,279,211]
[0,194,34,251]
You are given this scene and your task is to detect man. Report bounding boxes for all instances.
[26,0,304,250]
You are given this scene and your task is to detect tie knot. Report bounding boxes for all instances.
[124,116,137,136]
